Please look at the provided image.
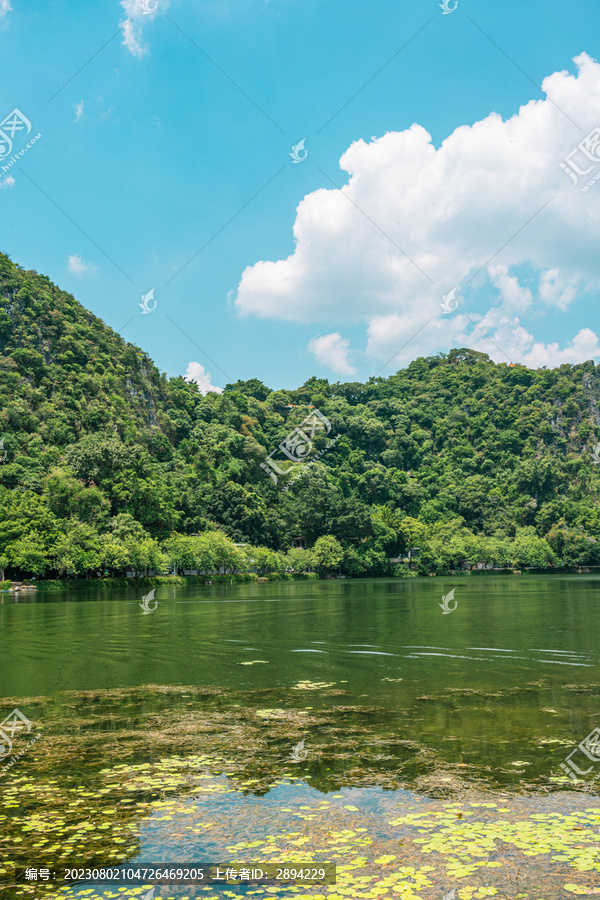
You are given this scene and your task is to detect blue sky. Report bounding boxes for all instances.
[1,0,599,393]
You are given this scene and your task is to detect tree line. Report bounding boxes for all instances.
[1,497,594,582]
[1,253,600,582]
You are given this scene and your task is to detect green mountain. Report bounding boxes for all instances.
[1,252,600,580]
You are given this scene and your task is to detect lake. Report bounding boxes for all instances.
[1,576,600,899]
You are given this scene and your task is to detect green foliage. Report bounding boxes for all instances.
[284,547,315,573]
[545,519,600,566]
[52,519,103,576]
[1,253,600,579]
[313,535,344,574]
[511,526,557,568]
[224,378,271,402]
[8,531,50,576]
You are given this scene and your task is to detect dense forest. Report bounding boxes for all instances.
[1,251,600,581]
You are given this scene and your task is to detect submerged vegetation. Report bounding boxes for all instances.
[1,683,599,900]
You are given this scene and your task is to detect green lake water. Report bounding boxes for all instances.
[2,576,600,768]
[2,576,600,899]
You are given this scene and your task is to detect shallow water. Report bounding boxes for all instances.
[2,576,600,773]
[2,576,600,898]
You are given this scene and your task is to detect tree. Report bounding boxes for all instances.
[247,546,276,574]
[128,538,165,576]
[200,531,244,573]
[313,535,344,575]
[545,520,600,566]
[45,468,110,528]
[109,513,147,543]
[204,481,269,544]
[290,473,372,545]
[64,434,136,486]
[125,475,180,537]
[477,535,512,568]
[7,532,50,576]
[0,489,60,554]
[398,517,426,557]
[510,527,556,568]
[51,520,103,577]
[224,379,271,402]
[284,547,314,573]
[100,535,130,576]
[164,534,198,575]
[426,521,477,571]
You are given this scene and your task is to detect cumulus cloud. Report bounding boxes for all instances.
[119,0,167,58]
[538,268,580,310]
[0,175,15,189]
[488,265,533,313]
[235,53,600,368]
[464,307,600,369]
[67,254,97,275]
[308,332,357,375]
[0,1,12,20]
[74,101,84,123]
[184,362,223,395]
[520,328,600,367]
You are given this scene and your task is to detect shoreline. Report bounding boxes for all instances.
[4,566,599,593]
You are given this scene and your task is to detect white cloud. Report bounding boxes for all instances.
[67,254,97,275]
[74,101,84,123]
[0,1,12,20]
[0,175,15,189]
[119,0,168,58]
[121,16,146,58]
[520,327,600,367]
[538,268,580,310]
[464,306,600,368]
[235,52,600,368]
[308,332,357,375]
[488,264,533,312]
[184,362,223,395]
[365,304,600,373]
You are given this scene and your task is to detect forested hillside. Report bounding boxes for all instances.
[1,252,600,580]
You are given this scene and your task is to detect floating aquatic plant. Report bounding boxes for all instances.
[1,685,599,900]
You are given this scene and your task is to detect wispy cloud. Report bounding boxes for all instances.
[0,0,12,21]
[67,254,97,275]
[0,175,15,190]
[119,0,168,58]
[73,100,84,123]
[184,362,223,395]
[308,333,357,375]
